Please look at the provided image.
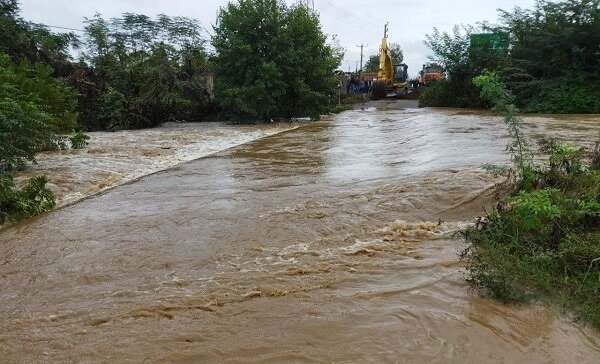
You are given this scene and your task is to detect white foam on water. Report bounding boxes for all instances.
[12,122,302,207]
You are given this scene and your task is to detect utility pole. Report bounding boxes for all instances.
[356,43,367,77]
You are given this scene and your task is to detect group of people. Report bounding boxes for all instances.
[348,76,370,94]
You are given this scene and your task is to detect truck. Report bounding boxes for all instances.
[371,24,408,100]
[418,64,445,86]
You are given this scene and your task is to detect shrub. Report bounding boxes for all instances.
[0,172,55,224]
[521,76,600,114]
[69,131,90,149]
[462,71,600,329]
[418,79,483,108]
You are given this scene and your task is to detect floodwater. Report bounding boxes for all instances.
[13,122,300,207]
[1,101,600,363]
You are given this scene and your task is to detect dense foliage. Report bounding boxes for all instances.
[0,0,77,74]
[0,1,82,223]
[0,174,55,224]
[77,13,213,130]
[0,53,78,170]
[461,72,600,329]
[212,0,343,120]
[420,25,486,108]
[420,0,600,113]
[0,1,80,223]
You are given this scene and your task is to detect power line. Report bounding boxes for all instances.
[42,24,85,32]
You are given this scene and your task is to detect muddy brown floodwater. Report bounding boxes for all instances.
[1,101,600,363]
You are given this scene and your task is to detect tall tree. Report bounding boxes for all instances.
[363,54,379,72]
[0,0,77,74]
[389,43,404,64]
[80,13,211,129]
[498,0,600,78]
[424,25,474,78]
[212,0,342,120]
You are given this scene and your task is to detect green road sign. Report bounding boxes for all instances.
[470,33,509,54]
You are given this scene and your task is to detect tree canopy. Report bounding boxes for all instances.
[421,0,600,113]
[78,13,212,130]
[211,0,343,120]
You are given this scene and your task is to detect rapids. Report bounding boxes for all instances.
[1,100,599,363]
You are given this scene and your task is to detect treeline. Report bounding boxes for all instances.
[420,0,600,113]
[74,14,214,130]
[1,2,214,133]
[2,0,341,134]
[0,0,341,223]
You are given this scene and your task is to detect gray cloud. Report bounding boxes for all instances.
[19,0,536,77]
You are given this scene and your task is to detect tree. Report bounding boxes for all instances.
[363,54,379,72]
[211,0,342,120]
[421,1,600,111]
[389,43,404,64]
[0,53,78,171]
[0,0,77,74]
[0,1,80,222]
[421,25,483,108]
[425,25,474,78]
[495,0,600,112]
[497,0,600,79]
[80,13,212,129]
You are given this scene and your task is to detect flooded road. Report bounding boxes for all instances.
[1,102,600,363]
[13,122,300,207]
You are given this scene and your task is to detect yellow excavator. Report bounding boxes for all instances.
[371,23,408,100]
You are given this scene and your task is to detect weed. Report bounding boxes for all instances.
[0,172,55,225]
[69,131,90,149]
[462,71,600,329]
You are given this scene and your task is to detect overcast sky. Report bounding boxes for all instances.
[19,0,537,77]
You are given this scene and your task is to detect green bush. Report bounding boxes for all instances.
[69,131,90,149]
[418,79,483,108]
[520,76,600,114]
[462,71,600,329]
[0,172,55,224]
[418,80,456,107]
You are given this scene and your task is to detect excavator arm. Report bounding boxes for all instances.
[378,36,393,84]
[372,23,408,100]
